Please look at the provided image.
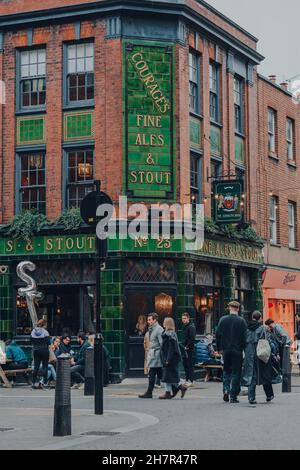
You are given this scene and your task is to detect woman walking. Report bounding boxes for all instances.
[31,319,51,389]
[159,317,188,399]
[242,311,275,404]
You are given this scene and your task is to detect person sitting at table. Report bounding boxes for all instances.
[2,339,31,384]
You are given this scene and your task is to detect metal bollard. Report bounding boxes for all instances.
[282,346,291,393]
[84,347,95,396]
[53,355,71,436]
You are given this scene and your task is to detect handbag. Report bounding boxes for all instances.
[256,329,271,364]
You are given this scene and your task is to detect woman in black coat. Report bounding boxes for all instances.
[242,311,275,404]
[159,317,188,399]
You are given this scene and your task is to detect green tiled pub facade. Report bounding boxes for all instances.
[0,232,263,378]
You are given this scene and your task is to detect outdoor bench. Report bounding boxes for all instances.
[0,364,32,388]
[195,363,223,382]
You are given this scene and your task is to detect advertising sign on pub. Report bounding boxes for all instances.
[124,42,174,199]
[214,180,244,224]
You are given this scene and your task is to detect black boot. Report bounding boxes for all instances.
[179,384,188,399]
[138,391,153,398]
[172,385,179,398]
[159,391,172,400]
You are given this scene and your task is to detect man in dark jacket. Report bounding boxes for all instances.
[181,313,196,386]
[216,301,247,403]
[70,332,90,389]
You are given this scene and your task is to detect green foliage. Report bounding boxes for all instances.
[5,210,49,241]
[204,217,264,246]
[54,208,82,231]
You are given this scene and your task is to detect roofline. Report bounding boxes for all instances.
[195,0,259,43]
[0,0,264,64]
[258,73,293,97]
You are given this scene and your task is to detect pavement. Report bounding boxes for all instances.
[1,372,300,450]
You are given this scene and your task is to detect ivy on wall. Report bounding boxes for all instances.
[204,217,264,246]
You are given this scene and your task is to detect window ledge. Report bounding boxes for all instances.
[16,108,46,116]
[235,131,245,139]
[210,120,223,129]
[289,247,299,251]
[287,161,297,169]
[63,102,95,112]
[268,154,279,162]
[189,111,203,120]
[270,243,281,248]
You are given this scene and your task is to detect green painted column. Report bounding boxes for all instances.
[100,256,124,379]
[222,266,235,312]
[251,269,263,313]
[0,264,13,341]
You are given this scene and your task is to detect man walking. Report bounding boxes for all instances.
[181,312,196,386]
[139,313,163,399]
[216,301,247,403]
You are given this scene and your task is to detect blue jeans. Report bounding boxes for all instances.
[222,351,243,399]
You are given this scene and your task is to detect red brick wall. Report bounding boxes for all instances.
[257,76,300,247]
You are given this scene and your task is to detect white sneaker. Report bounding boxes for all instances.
[154,384,161,388]
[185,380,194,387]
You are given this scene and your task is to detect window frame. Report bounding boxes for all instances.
[16,150,46,214]
[63,41,95,109]
[64,146,95,209]
[190,153,202,205]
[16,47,47,113]
[268,108,276,154]
[288,201,296,249]
[234,76,244,134]
[286,118,295,162]
[209,62,220,123]
[269,196,278,245]
[189,50,201,115]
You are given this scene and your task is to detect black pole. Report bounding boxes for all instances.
[53,355,71,436]
[94,180,104,415]
[84,347,95,396]
[282,345,291,393]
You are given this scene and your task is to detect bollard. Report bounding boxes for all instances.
[282,346,291,393]
[84,347,95,396]
[53,355,71,436]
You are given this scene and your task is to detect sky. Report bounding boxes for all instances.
[206,0,300,83]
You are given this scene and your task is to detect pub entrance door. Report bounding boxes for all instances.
[124,286,176,376]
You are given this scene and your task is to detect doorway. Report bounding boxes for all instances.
[125,286,176,376]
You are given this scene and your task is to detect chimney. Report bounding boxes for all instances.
[280,82,289,91]
[268,75,277,84]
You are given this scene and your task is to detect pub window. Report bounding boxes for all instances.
[194,265,223,335]
[268,108,276,154]
[190,154,202,206]
[66,42,94,104]
[19,48,46,108]
[189,51,200,114]
[209,62,220,123]
[19,153,46,213]
[288,201,296,249]
[234,76,244,134]
[286,118,295,162]
[234,269,252,322]
[269,196,279,245]
[66,148,94,208]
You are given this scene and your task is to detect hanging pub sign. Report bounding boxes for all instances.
[124,42,175,199]
[213,180,244,224]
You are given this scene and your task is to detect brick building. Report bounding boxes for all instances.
[257,74,300,340]
[0,0,265,378]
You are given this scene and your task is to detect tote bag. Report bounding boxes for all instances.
[256,329,271,364]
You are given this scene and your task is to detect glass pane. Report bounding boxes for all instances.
[21,51,29,65]
[87,73,94,86]
[85,57,94,72]
[29,63,38,77]
[77,73,85,86]
[38,62,46,76]
[21,65,29,78]
[39,91,46,105]
[31,92,38,106]
[77,44,85,58]
[38,49,46,63]
[29,170,37,186]
[68,59,76,74]
[77,58,85,72]
[69,87,77,101]
[85,43,94,58]
[77,86,86,101]
[68,45,76,59]
[69,74,77,87]
[32,79,38,92]
[29,49,38,64]
[69,167,76,183]
[87,86,94,100]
